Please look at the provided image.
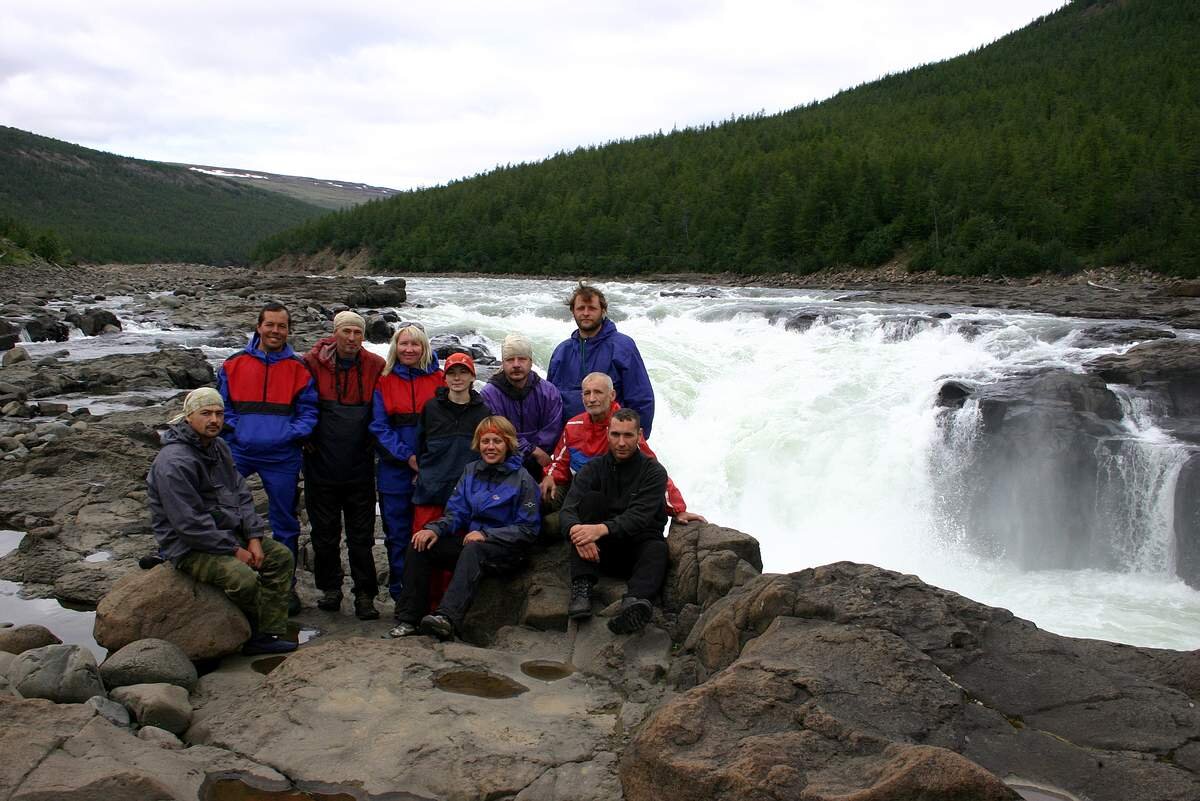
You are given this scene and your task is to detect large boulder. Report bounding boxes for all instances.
[65,307,122,336]
[94,565,251,659]
[0,623,61,654]
[346,284,406,308]
[665,522,762,613]
[110,683,193,734]
[9,644,106,703]
[100,638,198,692]
[649,563,1200,801]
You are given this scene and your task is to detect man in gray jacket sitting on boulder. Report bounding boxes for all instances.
[147,387,296,655]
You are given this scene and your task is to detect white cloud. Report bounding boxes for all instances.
[0,0,1065,189]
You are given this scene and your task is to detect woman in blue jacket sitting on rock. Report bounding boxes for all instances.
[387,415,540,640]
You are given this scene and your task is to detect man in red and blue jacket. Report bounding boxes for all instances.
[217,303,318,578]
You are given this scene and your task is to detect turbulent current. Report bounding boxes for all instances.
[382,276,1200,650]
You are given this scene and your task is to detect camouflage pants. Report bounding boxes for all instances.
[177,538,294,636]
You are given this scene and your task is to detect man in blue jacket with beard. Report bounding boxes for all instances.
[548,283,656,438]
[217,302,318,614]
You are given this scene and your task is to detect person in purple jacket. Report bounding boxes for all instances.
[481,333,563,481]
[547,283,656,438]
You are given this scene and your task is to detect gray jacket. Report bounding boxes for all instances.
[147,421,264,563]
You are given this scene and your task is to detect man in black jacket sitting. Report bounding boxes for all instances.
[559,407,669,634]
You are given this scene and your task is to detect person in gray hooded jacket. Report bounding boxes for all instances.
[147,387,296,655]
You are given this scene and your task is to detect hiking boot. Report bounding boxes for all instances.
[420,613,455,641]
[288,590,302,617]
[607,598,653,635]
[384,621,419,638]
[568,578,593,620]
[354,592,380,621]
[317,589,342,612]
[243,634,298,655]
[138,554,164,570]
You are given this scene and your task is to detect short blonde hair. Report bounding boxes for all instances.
[471,416,519,457]
[385,324,432,372]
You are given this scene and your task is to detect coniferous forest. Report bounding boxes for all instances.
[255,0,1200,278]
[0,127,327,265]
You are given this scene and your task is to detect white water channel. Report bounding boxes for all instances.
[13,275,1200,651]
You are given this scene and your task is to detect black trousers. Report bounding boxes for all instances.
[395,536,526,627]
[568,491,669,601]
[306,480,378,596]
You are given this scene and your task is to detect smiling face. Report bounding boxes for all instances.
[607,417,641,461]
[444,364,473,393]
[571,295,605,338]
[582,375,616,420]
[394,332,423,367]
[256,310,290,352]
[334,324,364,359]
[478,432,508,465]
[188,406,225,443]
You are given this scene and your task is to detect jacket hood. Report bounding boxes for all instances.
[487,369,541,401]
[160,420,214,455]
[245,332,298,363]
[569,317,616,345]
[434,385,485,406]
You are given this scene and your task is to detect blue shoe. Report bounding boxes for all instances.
[243,634,298,655]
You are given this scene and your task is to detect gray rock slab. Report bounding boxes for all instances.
[86,694,131,727]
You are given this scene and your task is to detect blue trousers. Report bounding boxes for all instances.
[379,489,414,601]
[233,452,302,556]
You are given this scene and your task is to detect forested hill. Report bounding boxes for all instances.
[0,127,328,264]
[255,0,1200,278]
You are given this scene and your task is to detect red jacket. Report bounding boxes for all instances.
[301,337,386,484]
[546,401,687,515]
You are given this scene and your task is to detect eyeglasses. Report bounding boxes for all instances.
[395,320,425,332]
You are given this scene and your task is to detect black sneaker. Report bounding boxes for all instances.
[420,613,455,641]
[607,598,653,635]
[568,578,593,620]
[354,593,380,621]
[243,634,298,655]
[288,590,302,617]
[317,590,342,612]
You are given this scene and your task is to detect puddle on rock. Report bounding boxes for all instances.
[251,656,288,675]
[202,777,356,801]
[520,659,575,682]
[434,669,528,699]
[0,578,103,660]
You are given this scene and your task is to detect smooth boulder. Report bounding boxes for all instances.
[9,644,106,704]
[100,638,199,692]
[94,565,251,659]
[110,683,193,734]
[0,623,61,654]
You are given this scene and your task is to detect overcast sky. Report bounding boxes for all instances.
[2,1,1065,190]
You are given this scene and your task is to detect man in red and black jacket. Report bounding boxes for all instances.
[217,302,318,613]
[302,311,386,620]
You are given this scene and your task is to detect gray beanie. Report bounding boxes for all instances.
[501,333,533,360]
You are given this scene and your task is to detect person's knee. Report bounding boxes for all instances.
[219,562,261,597]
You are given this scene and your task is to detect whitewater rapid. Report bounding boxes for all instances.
[377,276,1200,650]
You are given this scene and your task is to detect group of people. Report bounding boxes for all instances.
[147,284,705,655]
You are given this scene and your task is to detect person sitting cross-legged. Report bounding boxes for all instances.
[387,416,540,641]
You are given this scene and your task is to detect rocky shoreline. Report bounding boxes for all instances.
[1,262,1199,800]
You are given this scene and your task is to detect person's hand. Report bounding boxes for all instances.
[539,474,558,502]
[412,529,438,552]
[234,547,254,566]
[575,542,600,562]
[674,511,708,525]
[247,538,265,569]
[532,447,551,467]
[464,530,486,544]
[407,454,419,471]
[569,523,606,546]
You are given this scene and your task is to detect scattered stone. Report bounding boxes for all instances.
[86,694,132,727]
[0,623,61,654]
[364,313,392,344]
[101,638,198,692]
[9,644,105,703]
[93,564,251,659]
[2,346,29,367]
[346,284,406,308]
[137,724,184,749]
[110,683,192,734]
[65,308,122,336]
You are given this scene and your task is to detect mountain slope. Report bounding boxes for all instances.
[176,165,397,210]
[254,0,1200,278]
[0,126,328,264]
